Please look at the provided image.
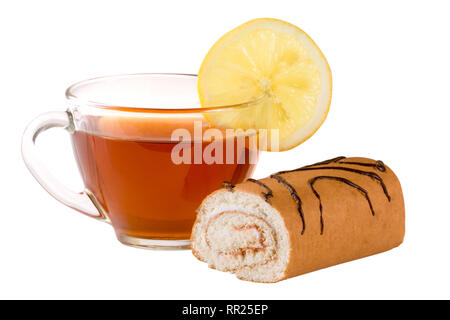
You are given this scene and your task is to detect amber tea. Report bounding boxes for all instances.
[71,120,257,241]
[22,73,260,249]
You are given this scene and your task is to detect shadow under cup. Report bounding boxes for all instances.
[24,74,259,249]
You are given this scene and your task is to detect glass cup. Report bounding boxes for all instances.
[22,73,259,249]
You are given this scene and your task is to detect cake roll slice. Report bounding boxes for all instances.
[191,156,405,282]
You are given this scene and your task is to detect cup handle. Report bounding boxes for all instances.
[22,111,110,223]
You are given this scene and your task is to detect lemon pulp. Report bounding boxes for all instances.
[198,18,332,151]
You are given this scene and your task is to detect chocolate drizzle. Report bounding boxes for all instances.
[222,181,236,192]
[308,176,375,235]
[302,156,386,173]
[272,157,389,235]
[339,160,386,172]
[246,178,273,202]
[224,157,390,236]
[277,166,391,201]
[270,174,306,235]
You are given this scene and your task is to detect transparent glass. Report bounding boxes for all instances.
[22,73,259,249]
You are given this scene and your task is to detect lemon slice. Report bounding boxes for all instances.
[198,18,332,151]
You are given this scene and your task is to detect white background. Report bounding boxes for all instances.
[1,0,449,299]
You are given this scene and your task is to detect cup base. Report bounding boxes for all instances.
[117,233,191,250]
